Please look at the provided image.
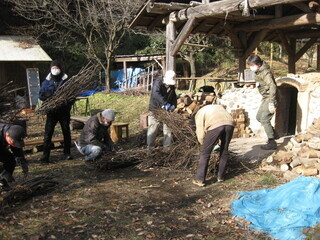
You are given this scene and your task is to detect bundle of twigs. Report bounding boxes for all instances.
[0,175,58,208]
[37,63,99,114]
[115,87,149,96]
[137,110,203,170]
[0,81,23,122]
[94,149,146,171]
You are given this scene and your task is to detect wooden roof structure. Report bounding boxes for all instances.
[130,0,320,78]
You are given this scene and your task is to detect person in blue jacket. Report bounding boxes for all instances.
[38,60,73,162]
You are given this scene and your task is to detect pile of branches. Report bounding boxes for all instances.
[139,110,219,173]
[94,109,219,176]
[0,81,23,122]
[94,149,146,171]
[115,87,149,96]
[37,63,99,114]
[0,175,58,209]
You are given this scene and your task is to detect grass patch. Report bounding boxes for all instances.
[258,173,278,186]
[73,92,150,134]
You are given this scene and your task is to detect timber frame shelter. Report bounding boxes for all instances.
[130,0,320,80]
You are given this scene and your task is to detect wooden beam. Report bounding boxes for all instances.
[224,23,243,49]
[183,42,242,51]
[166,20,176,71]
[191,19,209,34]
[278,30,295,56]
[234,13,320,32]
[169,0,308,22]
[243,29,269,58]
[287,29,320,39]
[294,38,317,62]
[291,2,313,13]
[171,17,198,56]
[147,2,190,14]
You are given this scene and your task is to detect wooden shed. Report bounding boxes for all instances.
[0,35,52,106]
[130,0,320,79]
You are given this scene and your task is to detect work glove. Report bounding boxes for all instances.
[268,102,276,114]
[15,157,29,176]
[169,105,175,112]
[162,104,172,111]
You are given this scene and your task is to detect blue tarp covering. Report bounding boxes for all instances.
[232,176,320,240]
[111,67,144,89]
[79,86,106,97]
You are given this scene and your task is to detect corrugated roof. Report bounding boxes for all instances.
[0,35,52,61]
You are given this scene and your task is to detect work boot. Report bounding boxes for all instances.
[261,139,277,150]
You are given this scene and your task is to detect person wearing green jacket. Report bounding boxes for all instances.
[247,54,278,150]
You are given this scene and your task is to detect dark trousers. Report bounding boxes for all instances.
[0,148,16,175]
[43,112,71,159]
[196,125,234,182]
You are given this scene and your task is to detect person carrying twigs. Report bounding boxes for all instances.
[192,104,235,187]
[75,109,115,162]
[38,60,73,163]
[147,70,177,152]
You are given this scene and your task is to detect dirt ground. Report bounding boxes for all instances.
[0,118,287,240]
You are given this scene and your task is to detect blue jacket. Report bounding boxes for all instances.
[39,73,68,101]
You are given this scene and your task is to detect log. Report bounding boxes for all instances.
[280,163,290,171]
[169,0,306,22]
[183,95,193,106]
[294,165,305,174]
[290,157,301,168]
[177,102,186,109]
[302,168,318,176]
[205,95,215,103]
[187,101,198,111]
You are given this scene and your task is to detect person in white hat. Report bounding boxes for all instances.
[147,70,177,151]
[76,109,115,161]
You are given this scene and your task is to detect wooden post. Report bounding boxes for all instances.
[123,61,127,88]
[166,20,176,72]
[147,66,150,90]
[288,39,296,74]
[151,64,154,91]
[270,42,274,68]
[238,56,246,81]
[317,44,320,71]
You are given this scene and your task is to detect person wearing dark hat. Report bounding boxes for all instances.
[76,109,115,161]
[0,124,28,189]
[38,60,73,162]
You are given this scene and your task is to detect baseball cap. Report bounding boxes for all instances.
[7,125,26,148]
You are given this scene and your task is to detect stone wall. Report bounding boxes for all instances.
[218,86,264,136]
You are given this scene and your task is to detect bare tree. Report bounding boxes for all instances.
[6,0,143,90]
[178,34,207,91]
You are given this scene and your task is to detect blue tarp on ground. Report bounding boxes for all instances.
[79,86,106,97]
[232,176,320,240]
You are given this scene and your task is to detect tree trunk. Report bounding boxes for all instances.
[188,54,196,91]
[104,52,112,91]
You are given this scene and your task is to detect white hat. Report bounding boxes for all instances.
[163,70,176,85]
[101,109,115,121]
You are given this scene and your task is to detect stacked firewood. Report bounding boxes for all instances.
[261,118,320,178]
[231,109,253,138]
[175,92,216,115]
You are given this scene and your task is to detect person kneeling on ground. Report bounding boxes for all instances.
[0,124,28,189]
[77,109,115,161]
[193,105,235,187]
